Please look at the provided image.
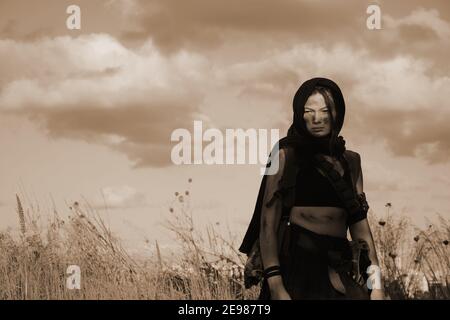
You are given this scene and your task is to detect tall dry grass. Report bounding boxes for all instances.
[0,185,258,300]
[0,181,449,299]
[368,203,450,299]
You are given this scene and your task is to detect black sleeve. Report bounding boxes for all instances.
[348,153,369,226]
[264,148,286,208]
[348,192,369,226]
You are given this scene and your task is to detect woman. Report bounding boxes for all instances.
[239,77,385,300]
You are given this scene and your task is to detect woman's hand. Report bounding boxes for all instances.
[267,275,291,300]
[370,288,385,300]
[270,286,292,300]
[269,276,292,300]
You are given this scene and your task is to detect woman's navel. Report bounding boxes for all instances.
[300,211,317,221]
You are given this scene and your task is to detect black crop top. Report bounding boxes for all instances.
[294,163,352,208]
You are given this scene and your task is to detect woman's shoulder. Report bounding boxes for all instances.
[343,150,362,179]
[344,149,360,157]
[269,145,290,168]
[344,149,361,164]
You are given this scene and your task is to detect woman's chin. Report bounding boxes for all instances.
[310,131,330,138]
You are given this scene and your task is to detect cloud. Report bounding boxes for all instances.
[390,7,450,39]
[369,7,450,75]
[346,54,450,164]
[120,1,450,76]
[0,34,209,167]
[216,43,450,163]
[93,185,147,209]
[0,34,208,105]
[120,0,365,52]
[1,3,449,167]
[2,34,449,165]
[360,109,450,164]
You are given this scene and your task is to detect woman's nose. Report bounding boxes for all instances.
[313,112,323,123]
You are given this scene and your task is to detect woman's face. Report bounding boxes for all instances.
[303,92,333,137]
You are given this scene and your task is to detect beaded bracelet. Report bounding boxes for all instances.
[263,265,282,279]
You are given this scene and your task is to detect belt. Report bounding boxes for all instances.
[286,223,370,299]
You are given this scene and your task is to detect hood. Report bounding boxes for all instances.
[292,77,346,138]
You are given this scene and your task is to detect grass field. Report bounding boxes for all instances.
[0,186,449,300]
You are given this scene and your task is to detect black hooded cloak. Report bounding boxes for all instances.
[239,77,350,255]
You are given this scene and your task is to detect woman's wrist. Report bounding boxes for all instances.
[263,265,281,279]
[263,265,284,291]
[267,276,284,291]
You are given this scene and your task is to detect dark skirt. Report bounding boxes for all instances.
[259,222,369,300]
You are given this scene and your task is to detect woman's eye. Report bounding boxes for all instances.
[305,109,328,113]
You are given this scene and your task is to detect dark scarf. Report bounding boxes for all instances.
[278,77,347,166]
[239,77,347,255]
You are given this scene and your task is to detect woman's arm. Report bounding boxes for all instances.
[349,220,385,299]
[349,154,385,299]
[259,148,290,299]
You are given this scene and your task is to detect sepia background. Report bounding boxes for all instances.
[0,0,449,272]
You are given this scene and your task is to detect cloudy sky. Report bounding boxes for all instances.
[0,0,449,255]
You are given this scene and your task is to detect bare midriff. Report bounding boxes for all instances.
[289,206,347,238]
